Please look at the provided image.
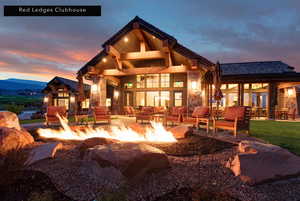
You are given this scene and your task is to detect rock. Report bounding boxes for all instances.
[0,127,34,153]
[0,111,21,131]
[78,137,119,158]
[168,126,192,139]
[227,140,300,185]
[84,143,170,180]
[25,142,63,165]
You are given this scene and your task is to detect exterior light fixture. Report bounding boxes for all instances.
[124,37,129,42]
[91,84,98,93]
[43,96,49,103]
[102,58,107,63]
[152,36,156,39]
[114,90,119,99]
[191,81,197,90]
[287,88,294,97]
[70,96,75,103]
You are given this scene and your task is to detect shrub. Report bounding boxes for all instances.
[4,104,24,115]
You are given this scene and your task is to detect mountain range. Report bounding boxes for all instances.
[0,78,47,91]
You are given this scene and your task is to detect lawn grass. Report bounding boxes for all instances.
[250,120,300,155]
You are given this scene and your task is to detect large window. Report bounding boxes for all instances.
[146,74,159,88]
[136,75,146,88]
[146,91,159,106]
[136,92,145,106]
[160,91,170,107]
[82,99,89,109]
[174,91,183,106]
[161,74,170,88]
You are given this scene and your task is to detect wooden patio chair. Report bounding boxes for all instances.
[213,106,251,137]
[165,106,186,126]
[287,107,297,120]
[45,106,67,126]
[135,106,154,123]
[93,106,111,124]
[124,106,136,117]
[182,106,210,133]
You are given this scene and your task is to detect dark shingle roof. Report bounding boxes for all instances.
[220,61,295,76]
[43,76,90,93]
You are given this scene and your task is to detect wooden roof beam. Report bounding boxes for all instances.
[162,40,173,67]
[103,65,187,76]
[122,60,135,69]
[105,45,122,70]
[133,22,151,51]
[121,50,164,60]
[104,75,120,86]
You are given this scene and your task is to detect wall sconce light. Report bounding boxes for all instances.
[191,81,197,90]
[91,84,98,93]
[124,37,129,43]
[114,90,119,99]
[70,96,75,103]
[43,96,49,103]
[102,58,107,63]
[287,88,294,97]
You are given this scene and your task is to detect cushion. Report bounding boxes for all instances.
[171,107,186,116]
[224,107,245,121]
[47,106,66,116]
[192,106,209,118]
[215,120,235,127]
[141,107,154,114]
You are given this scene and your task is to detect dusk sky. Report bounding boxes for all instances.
[0,0,300,82]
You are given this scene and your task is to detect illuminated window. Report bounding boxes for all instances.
[124,82,133,89]
[146,74,159,88]
[136,92,145,106]
[57,89,69,97]
[160,74,170,88]
[136,75,146,88]
[221,84,227,90]
[106,98,111,107]
[160,91,170,107]
[174,81,184,87]
[174,92,183,106]
[82,99,90,109]
[146,91,159,106]
[244,84,249,89]
[228,84,238,89]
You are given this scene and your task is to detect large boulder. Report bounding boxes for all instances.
[84,143,170,180]
[0,111,21,131]
[226,140,300,185]
[78,137,119,158]
[168,125,192,139]
[26,142,63,165]
[0,127,34,153]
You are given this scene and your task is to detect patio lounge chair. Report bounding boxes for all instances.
[182,106,210,133]
[45,106,67,126]
[213,106,251,137]
[165,106,186,126]
[93,106,111,124]
[135,106,154,123]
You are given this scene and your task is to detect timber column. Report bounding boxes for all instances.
[268,82,277,119]
[91,75,107,107]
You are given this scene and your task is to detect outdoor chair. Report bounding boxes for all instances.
[93,106,111,124]
[165,106,186,126]
[154,106,166,114]
[124,106,136,117]
[288,107,297,120]
[182,106,210,133]
[135,106,154,123]
[45,106,67,126]
[213,106,251,137]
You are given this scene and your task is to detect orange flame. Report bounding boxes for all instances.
[37,115,177,143]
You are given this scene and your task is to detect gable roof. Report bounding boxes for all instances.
[220,61,295,76]
[78,16,214,76]
[42,76,90,93]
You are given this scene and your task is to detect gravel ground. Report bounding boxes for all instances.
[27,134,300,201]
